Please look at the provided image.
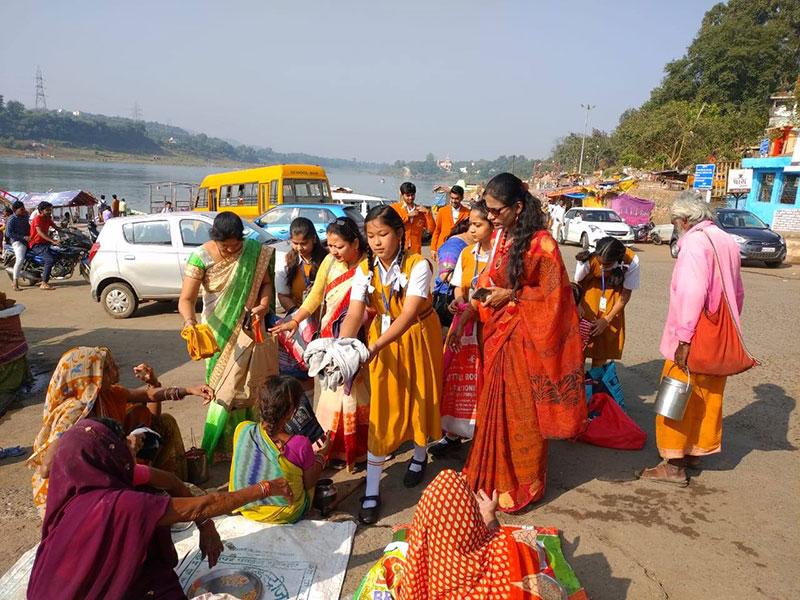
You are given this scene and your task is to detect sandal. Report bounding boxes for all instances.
[636,461,688,487]
[0,446,26,460]
[684,456,702,471]
[39,283,55,291]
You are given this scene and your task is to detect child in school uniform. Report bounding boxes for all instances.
[339,205,443,525]
[429,202,495,458]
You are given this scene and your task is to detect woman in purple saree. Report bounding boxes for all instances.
[27,419,291,600]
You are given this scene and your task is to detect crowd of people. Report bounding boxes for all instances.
[0,190,125,293]
[21,174,747,598]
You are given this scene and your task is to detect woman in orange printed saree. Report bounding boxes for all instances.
[463,173,586,513]
[354,469,587,599]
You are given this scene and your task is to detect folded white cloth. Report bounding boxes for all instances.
[304,337,369,391]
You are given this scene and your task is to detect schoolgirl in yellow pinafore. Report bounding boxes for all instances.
[577,247,637,361]
[360,253,443,456]
[454,242,490,301]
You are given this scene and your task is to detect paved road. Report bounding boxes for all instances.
[1,243,798,599]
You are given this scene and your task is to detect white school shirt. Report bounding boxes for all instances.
[275,254,315,296]
[450,246,490,289]
[350,254,432,301]
[574,253,641,290]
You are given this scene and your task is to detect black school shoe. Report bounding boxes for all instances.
[358,495,382,525]
[403,456,428,488]
[428,436,462,459]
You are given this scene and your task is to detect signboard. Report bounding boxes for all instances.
[727,168,753,193]
[759,138,770,157]
[693,164,716,190]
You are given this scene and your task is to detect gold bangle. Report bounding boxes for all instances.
[258,480,271,498]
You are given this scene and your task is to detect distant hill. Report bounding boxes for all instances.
[0,95,385,170]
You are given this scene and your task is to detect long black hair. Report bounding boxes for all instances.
[576,236,627,288]
[446,217,471,240]
[258,375,304,436]
[364,205,406,282]
[482,172,547,289]
[326,216,365,256]
[285,217,327,287]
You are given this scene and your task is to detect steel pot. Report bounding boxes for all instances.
[654,371,692,421]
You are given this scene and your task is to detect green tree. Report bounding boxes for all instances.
[649,0,800,108]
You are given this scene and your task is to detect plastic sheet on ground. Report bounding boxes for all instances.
[0,516,356,600]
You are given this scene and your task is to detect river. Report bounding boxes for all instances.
[0,157,445,213]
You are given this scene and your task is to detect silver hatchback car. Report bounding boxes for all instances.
[89,211,285,318]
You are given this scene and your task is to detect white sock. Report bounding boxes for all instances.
[408,444,427,472]
[363,452,385,509]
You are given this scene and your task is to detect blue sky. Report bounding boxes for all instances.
[0,1,718,162]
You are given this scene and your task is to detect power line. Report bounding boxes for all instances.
[131,101,143,121]
[34,66,47,111]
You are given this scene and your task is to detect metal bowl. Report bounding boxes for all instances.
[170,521,194,533]
[188,568,262,600]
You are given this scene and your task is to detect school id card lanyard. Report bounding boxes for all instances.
[599,269,609,313]
[375,264,395,335]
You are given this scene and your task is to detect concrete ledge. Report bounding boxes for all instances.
[778,231,800,264]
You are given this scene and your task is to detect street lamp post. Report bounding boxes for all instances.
[577,103,596,176]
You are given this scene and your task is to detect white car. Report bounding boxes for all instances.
[558,207,634,250]
[89,211,288,318]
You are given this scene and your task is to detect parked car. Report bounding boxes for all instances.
[89,212,287,318]
[253,203,365,240]
[669,209,786,268]
[558,207,634,249]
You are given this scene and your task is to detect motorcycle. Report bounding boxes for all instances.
[3,228,91,286]
[631,220,662,245]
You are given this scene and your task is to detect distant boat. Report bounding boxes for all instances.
[331,186,389,217]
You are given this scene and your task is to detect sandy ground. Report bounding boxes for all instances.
[1,243,798,600]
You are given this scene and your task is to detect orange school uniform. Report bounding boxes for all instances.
[431,205,470,252]
[391,202,435,255]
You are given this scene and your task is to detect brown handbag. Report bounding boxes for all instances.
[687,232,759,376]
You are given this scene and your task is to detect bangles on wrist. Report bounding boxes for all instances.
[164,387,185,402]
[258,480,271,498]
[314,453,327,468]
[196,518,213,529]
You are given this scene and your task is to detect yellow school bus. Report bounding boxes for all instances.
[193,164,332,220]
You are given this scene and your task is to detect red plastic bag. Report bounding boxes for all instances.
[440,312,481,438]
[578,393,646,450]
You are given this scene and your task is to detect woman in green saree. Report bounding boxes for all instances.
[179,211,276,461]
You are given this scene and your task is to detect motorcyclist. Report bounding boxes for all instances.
[28,201,59,291]
[6,201,30,291]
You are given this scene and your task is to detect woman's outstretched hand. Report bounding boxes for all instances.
[198,521,223,568]
[269,320,298,335]
[188,385,215,404]
[266,478,294,500]
[133,363,160,387]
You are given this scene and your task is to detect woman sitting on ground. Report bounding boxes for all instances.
[356,469,587,599]
[229,375,332,523]
[28,346,213,517]
[27,418,291,600]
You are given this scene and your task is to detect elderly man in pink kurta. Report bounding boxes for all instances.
[639,193,744,486]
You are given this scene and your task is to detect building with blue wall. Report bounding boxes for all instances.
[741,155,799,226]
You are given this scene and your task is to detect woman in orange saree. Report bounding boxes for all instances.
[463,173,586,513]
